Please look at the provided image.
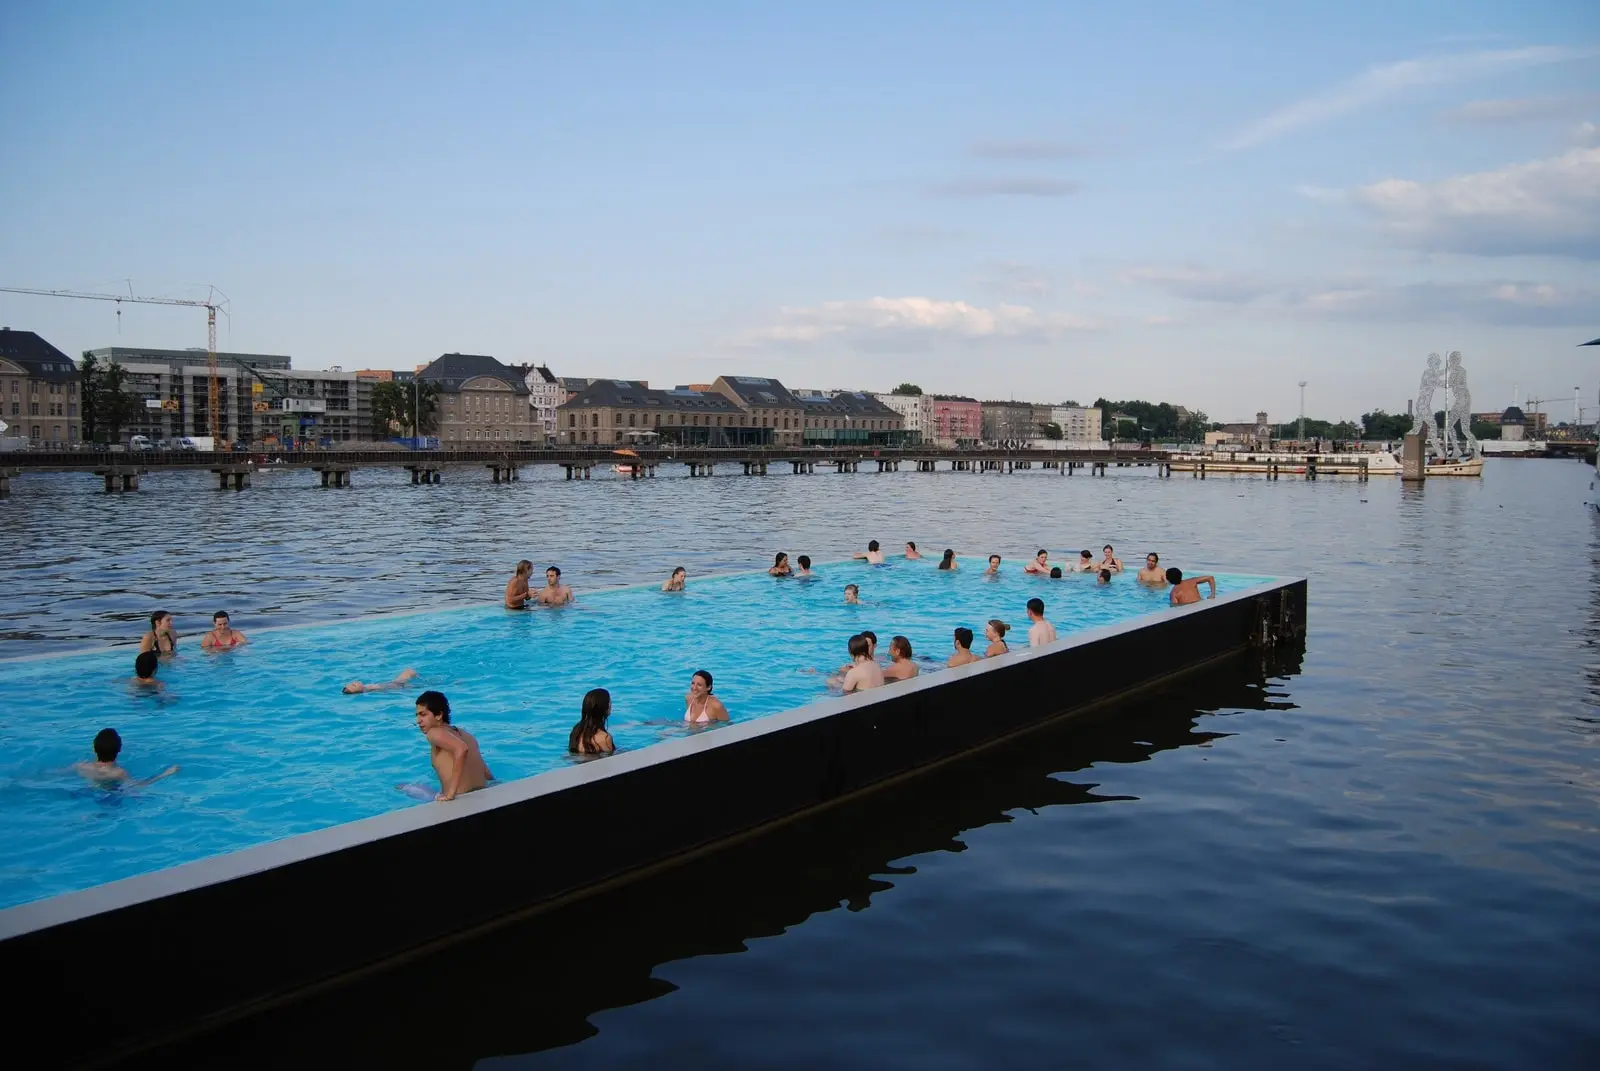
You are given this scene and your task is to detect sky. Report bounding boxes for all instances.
[1,1,1596,425]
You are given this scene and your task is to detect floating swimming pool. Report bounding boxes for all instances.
[0,556,1270,910]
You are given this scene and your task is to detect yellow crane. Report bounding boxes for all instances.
[0,285,230,441]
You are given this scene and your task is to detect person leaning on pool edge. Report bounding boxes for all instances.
[570,688,615,755]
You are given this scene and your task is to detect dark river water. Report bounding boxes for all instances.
[4,459,1597,1069]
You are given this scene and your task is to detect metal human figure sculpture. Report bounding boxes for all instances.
[1444,351,1476,456]
[1411,352,1444,453]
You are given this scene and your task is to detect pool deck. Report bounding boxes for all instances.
[0,575,1305,1068]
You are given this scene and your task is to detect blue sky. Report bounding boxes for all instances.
[1,1,1596,423]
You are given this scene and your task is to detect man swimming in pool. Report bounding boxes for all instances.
[75,728,178,787]
[1137,553,1168,584]
[536,566,575,605]
[131,651,162,690]
[985,554,1002,575]
[1026,597,1057,647]
[200,611,247,650]
[841,634,885,693]
[948,627,981,667]
[343,668,419,694]
[905,541,922,560]
[853,540,885,564]
[1166,568,1217,606]
[414,691,491,801]
[844,583,861,604]
[1024,549,1051,575]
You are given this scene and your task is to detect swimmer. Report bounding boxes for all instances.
[937,548,957,571]
[883,636,920,681]
[1100,545,1124,573]
[1024,549,1051,575]
[1097,568,1112,584]
[905,541,922,560]
[536,566,575,606]
[984,555,1002,575]
[414,691,491,800]
[200,611,247,650]
[795,555,814,577]
[569,688,616,755]
[1026,598,1057,647]
[841,634,886,693]
[1072,550,1096,573]
[948,627,981,667]
[662,566,687,592]
[844,583,861,605]
[505,560,534,608]
[131,651,162,690]
[343,668,419,694]
[685,669,730,723]
[138,610,177,656]
[1050,566,1063,579]
[853,540,885,564]
[1137,553,1168,584]
[1166,568,1217,606]
[74,728,178,786]
[984,619,1011,657]
[769,552,793,577]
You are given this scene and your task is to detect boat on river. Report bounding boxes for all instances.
[612,448,642,475]
[1168,451,1402,476]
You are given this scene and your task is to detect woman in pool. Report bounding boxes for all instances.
[937,548,957,571]
[984,619,1011,657]
[883,636,920,681]
[769,552,793,577]
[505,560,534,608]
[138,610,177,657]
[569,688,615,756]
[1097,568,1113,584]
[684,670,730,723]
[200,611,247,650]
[662,566,687,592]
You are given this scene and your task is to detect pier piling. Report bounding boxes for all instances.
[0,467,14,496]
[315,466,351,489]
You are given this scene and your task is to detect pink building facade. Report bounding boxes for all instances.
[930,397,982,446]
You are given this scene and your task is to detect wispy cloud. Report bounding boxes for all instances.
[1441,91,1600,124]
[968,138,1086,160]
[1121,264,1277,304]
[1223,45,1597,150]
[745,296,1102,348]
[929,177,1081,197]
[1350,147,1600,258]
[974,260,1052,298]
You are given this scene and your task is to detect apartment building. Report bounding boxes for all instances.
[0,329,81,444]
[709,376,805,447]
[796,390,909,445]
[872,391,934,441]
[930,396,982,446]
[420,353,540,445]
[557,380,755,445]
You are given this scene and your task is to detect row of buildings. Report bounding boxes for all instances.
[0,327,1104,449]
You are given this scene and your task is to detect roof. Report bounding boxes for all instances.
[930,394,979,403]
[561,381,742,412]
[0,329,80,382]
[532,364,557,383]
[1501,405,1526,424]
[558,377,593,392]
[418,353,529,395]
[712,375,803,409]
[797,390,901,418]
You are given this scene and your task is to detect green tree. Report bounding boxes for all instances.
[1040,421,1063,440]
[91,359,144,442]
[370,381,408,439]
[1470,419,1501,441]
[1360,409,1412,440]
[892,383,923,396]
[79,353,100,442]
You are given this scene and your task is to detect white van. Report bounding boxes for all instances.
[129,435,153,451]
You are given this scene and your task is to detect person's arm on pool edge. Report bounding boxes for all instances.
[430,728,469,801]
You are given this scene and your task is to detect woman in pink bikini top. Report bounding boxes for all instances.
[684,670,730,724]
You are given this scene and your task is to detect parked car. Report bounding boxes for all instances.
[129,435,154,451]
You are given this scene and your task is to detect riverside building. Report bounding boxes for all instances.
[0,329,81,445]
[557,380,755,445]
[797,390,911,445]
[873,391,934,442]
[420,353,540,445]
[930,396,982,446]
[86,345,302,445]
[708,376,806,448]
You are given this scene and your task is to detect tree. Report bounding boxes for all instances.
[1359,410,1412,441]
[82,358,144,443]
[1040,422,1063,440]
[371,380,439,438]
[892,383,922,396]
[1470,419,1501,441]
[79,353,100,442]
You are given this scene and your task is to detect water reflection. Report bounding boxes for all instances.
[123,644,1303,1070]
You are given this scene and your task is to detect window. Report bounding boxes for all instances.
[52,425,61,440]
[30,425,40,439]
[9,402,16,416]
[615,430,623,442]
[29,402,39,416]
[628,413,636,427]
[580,430,588,442]
[568,414,575,427]
[591,414,598,427]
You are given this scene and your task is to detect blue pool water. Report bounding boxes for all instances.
[0,555,1268,911]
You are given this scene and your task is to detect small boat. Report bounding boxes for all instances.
[612,448,642,476]
[1168,451,1402,476]
[1421,454,1484,477]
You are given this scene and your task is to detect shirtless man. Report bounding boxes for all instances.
[853,540,885,564]
[1166,568,1217,606]
[1100,545,1124,573]
[414,691,491,801]
[536,566,575,606]
[505,560,534,608]
[883,636,920,681]
[841,634,886,693]
[1026,598,1057,647]
[343,668,419,694]
[200,611,247,650]
[131,651,162,690]
[984,555,1002,575]
[1136,553,1168,584]
[1024,549,1051,575]
[795,556,814,578]
[905,541,922,560]
[948,627,981,667]
[1072,550,1097,573]
[75,728,178,787]
[844,583,861,605]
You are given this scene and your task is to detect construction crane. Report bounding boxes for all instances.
[0,285,229,441]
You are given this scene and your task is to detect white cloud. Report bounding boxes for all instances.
[968,138,1086,160]
[1224,45,1596,150]
[1441,92,1600,124]
[929,178,1081,197]
[1350,147,1600,257]
[747,296,1102,347]
[1294,279,1599,326]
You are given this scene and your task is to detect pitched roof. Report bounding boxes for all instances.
[0,329,79,382]
[562,381,743,411]
[418,353,529,394]
[797,390,900,418]
[713,375,803,408]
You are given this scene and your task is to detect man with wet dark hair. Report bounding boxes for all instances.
[1137,553,1167,584]
[414,691,492,801]
[1026,597,1056,647]
[1166,568,1216,606]
[842,634,885,693]
[536,566,575,606]
[132,651,161,689]
[854,540,885,564]
[74,728,179,786]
